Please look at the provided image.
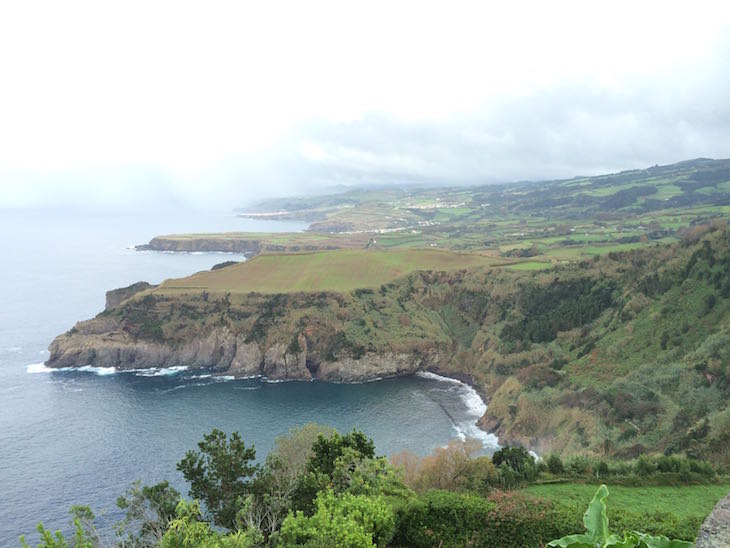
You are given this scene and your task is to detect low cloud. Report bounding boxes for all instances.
[1,3,729,209]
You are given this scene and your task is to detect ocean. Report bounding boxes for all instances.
[0,207,497,545]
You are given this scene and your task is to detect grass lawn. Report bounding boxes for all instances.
[154,248,500,294]
[523,483,730,520]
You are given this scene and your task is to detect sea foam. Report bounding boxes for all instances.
[130,366,188,377]
[416,371,499,451]
[27,363,117,376]
[76,365,117,376]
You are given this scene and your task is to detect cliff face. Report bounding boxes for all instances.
[137,237,262,254]
[136,233,373,255]
[105,282,157,310]
[46,314,439,382]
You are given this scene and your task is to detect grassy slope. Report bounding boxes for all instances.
[154,249,502,294]
[151,231,371,247]
[524,483,730,520]
[478,226,730,462]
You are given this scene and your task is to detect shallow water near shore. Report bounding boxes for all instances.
[0,207,497,545]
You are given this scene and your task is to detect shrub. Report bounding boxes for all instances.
[547,453,565,474]
[482,491,580,547]
[492,445,537,484]
[392,490,494,547]
[393,490,581,548]
[278,490,395,548]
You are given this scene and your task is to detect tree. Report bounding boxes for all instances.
[492,445,537,486]
[20,506,99,548]
[177,429,259,529]
[390,438,491,493]
[308,429,376,477]
[330,447,411,499]
[115,480,181,546]
[277,490,395,548]
[412,438,483,492]
[242,424,335,538]
[159,500,262,548]
[271,423,335,478]
[492,445,534,473]
[293,429,376,513]
[546,453,565,475]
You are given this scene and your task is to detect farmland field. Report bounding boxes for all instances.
[154,248,502,294]
[523,483,730,521]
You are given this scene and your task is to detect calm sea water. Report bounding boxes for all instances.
[0,207,496,545]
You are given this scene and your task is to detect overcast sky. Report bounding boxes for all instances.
[1,1,730,208]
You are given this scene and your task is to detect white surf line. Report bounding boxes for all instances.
[416,371,500,451]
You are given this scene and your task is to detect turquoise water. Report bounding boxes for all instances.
[0,208,496,544]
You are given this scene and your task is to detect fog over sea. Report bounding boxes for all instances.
[0,207,497,545]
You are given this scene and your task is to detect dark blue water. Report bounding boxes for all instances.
[0,208,495,545]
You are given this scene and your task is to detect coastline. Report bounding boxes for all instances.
[415,370,501,452]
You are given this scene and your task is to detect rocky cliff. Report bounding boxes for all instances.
[135,233,371,255]
[47,317,439,383]
[105,281,157,310]
[137,237,263,254]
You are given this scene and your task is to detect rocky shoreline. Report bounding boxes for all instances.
[136,236,263,254]
[46,317,441,384]
[44,266,535,451]
[135,233,371,255]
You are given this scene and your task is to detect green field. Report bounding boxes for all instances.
[523,483,730,520]
[150,230,371,248]
[155,248,500,294]
[504,260,553,270]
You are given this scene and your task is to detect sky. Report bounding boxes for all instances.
[1,0,730,209]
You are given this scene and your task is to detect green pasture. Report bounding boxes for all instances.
[523,483,730,520]
[155,248,499,295]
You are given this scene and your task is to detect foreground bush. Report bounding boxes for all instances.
[392,490,495,547]
[393,489,581,547]
[276,490,395,547]
[480,491,580,547]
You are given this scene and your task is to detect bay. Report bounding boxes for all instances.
[0,207,496,545]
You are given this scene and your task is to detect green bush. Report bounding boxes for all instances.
[278,490,395,548]
[393,490,579,548]
[547,453,565,474]
[392,490,494,547]
[480,491,580,547]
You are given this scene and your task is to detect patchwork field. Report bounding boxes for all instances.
[143,159,730,264]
